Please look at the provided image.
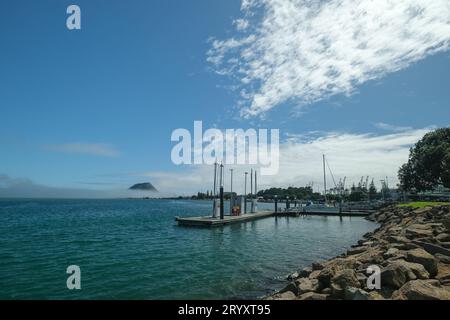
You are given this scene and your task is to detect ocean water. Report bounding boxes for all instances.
[0,199,377,300]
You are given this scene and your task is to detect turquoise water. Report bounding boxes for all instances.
[0,199,377,299]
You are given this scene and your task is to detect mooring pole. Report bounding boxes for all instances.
[274,195,278,213]
[220,163,224,220]
[212,162,217,217]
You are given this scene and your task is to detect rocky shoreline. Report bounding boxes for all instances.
[267,205,450,300]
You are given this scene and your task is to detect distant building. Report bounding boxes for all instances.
[408,185,450,201]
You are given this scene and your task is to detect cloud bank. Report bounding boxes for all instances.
[45,143,120,157]
[208,0,450,117]
[0,175,162,199]
[145,126,431,195]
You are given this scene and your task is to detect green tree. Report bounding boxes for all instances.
[398,127,450,192]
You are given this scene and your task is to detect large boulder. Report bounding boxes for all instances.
[279,282,298,296]
[441,217,450,229]
[381,261,416,289]
[286,271,299,281]
[297,292,328,300]
[356,272,368,288]
[405,227,433,240]
[330,269,360,298]
[406,248,438,277]
[386,235,411,245]
[347,246,368,256]
[299,267,313,277]
[308,270,321,280]
[368,291,385,300]
[396,260,430,280]
[317,268,334,287]
[392,280,450,300]
[436,253,450,264]
[311,262,324,271]
[440,242,450,249]
[412,241,450,257]
[344,287,370,300]
[351,247,384,265]
[383,247,400,259]
[436,263,450,283]
[267,291,296,300]
[316,257,359,287]
[295,278,321,295]
[435,234,450,243]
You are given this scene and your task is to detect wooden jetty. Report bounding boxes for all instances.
[175,209,371,227]
[175,211,275,227]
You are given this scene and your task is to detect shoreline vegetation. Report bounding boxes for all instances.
[267,203,450,300]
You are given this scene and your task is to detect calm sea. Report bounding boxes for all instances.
[0,198,377,299]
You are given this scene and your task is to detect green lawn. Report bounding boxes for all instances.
[398,201,450,208]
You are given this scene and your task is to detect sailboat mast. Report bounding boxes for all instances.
[250,169,253,200]
[323,154,327,203]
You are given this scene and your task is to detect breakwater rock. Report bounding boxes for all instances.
[268,205,450,300]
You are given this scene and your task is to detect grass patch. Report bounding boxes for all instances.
[398,201,450,208]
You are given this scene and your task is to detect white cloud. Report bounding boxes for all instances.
[144,127,431,195]
[45,143,120,157]
[233,19,249,31]
[208,0,450,117]
[374,122,413,132]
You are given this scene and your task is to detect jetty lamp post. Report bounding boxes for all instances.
[229,168,234,215]
[229,169,233,194]
[254,170,258,213]
[244,172,248,214]
[250,169,253,213]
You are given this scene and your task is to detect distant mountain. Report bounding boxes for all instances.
[129,182,158,192]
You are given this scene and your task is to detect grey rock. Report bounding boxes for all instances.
[279,282,298,296]
[287,271,299,281]
[436,253,450,264]
[344,287,371,300]
[392,280,450,300]
[312,262,324,271]
[295,278,321,295]
[299,267,312,277]
[267,291,296,300]
[381,262,414,289]
[297,292,328,300]
[406,248,438,277]
[413,240,450,257]
[330,269,360,298]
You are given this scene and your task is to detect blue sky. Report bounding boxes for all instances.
[1,0,450,197]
